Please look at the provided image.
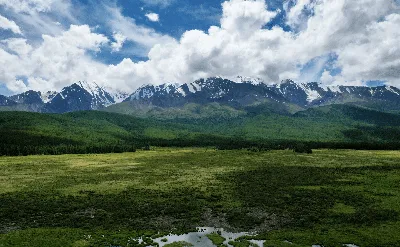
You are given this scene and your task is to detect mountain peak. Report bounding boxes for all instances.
[77,81,102,96]
[233,76,265,85]
[8,90,43,105]
[281,79,296,85]
[40,91,58,103]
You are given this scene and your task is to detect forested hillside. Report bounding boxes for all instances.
[2,104,400,156]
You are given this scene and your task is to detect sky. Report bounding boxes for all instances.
[0,0,400,95]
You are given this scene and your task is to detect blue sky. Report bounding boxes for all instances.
[0,0,398,95]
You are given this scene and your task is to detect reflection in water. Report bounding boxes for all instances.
[151,227,259,247]
[137,227,360,247]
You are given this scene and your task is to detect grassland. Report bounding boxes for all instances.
[1,149,400,246]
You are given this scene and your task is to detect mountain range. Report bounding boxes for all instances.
[1,77,400,115]
[3,77,400,154]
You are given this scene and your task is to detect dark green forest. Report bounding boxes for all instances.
[1,104,400,156]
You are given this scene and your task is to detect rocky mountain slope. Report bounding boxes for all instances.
[0,81,128,113]
[119,77,400,114]
[2,77,400,114]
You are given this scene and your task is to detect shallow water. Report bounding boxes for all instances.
[142,227,359,247]
[150,227,257,247]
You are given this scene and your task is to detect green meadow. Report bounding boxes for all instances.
[1,148,400,246]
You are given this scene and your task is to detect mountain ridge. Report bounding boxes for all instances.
[120,77,400,115]
[0,81,129,113]
[2,77,400,114]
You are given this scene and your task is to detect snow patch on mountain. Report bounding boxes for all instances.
[77,81,101,97]
[176,87,186,96]
[40,91,57,103]
[110,91,129,103]
[298,83,322,102]
[104,86,129,103]
[190,80,204,92]
[386,86,400,95]
[164,83,180,94]
[233,76,264,85]
[130,85,154,100]
[327,86,341,93]
[186,82,197,93]
[76,81,130,107]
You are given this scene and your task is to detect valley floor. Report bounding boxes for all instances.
[0,149,400,246]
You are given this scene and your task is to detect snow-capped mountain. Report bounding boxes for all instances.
[123,77,286,107]
[124,77,272,107]
[233,76,265,85]
[40,91,58,103]
[2,77,400,114]
[106,88,130,104]
[7,90,58,105]
[0,81,129,113]
[124,77,400,112]
[43,81,129,113]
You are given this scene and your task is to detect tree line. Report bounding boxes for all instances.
[0,144,137,156]
[1,134,400,156]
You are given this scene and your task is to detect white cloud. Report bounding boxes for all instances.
[145,12,159,22]
[12,11,65,37]
[0,25,109,93]
[285,0,316,30]
[294,0,400,85]
[111,32,127,52]
[2,0,76,41]
[335,14,400,84]
[0,48,22,84]
[0,14,22,34]
[2,38,32,55]
[0,0,54,13]
[221,0,277,34]
[320,70,335,85]
[7,79,28,92]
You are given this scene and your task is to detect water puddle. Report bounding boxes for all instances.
[149,227,259,247]
[131,227,360,247]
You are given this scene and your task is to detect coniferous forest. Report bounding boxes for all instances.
[1,104,400,156]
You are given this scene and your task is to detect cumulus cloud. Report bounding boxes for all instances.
[335,14,400,84]
[2,0,400,95]
[0,25,109,93]
[103,0,400,88]
[221,0,277,34]
[7,79,28,92]
[2,38,32,55]
[295,0,400,84]
[285,0,317,30]
[145,12,159,22]
[0,14,22,34]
